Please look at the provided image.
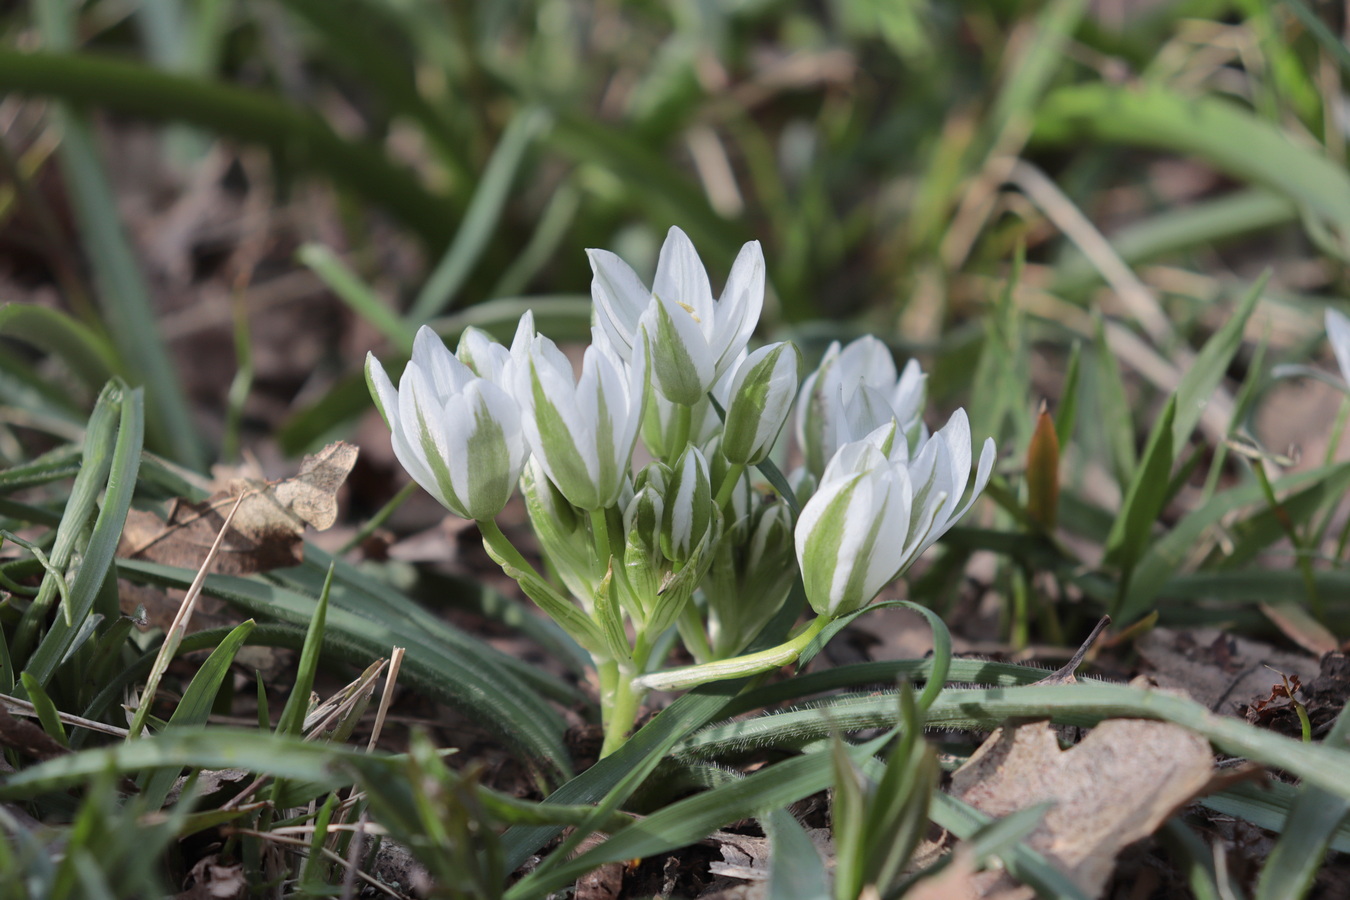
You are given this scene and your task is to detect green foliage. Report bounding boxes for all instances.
[6,0,1350,896]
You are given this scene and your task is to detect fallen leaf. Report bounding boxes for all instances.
[903,847,980,900]
[949,679,1213,898]
[1260,602,1340,657]
[176,855,247,900]
[119,442,357,576]
[0,703,70,763]
[1136,627,1319,714]
[705,828,833,882]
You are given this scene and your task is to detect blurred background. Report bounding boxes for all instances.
[2,0,1347,517]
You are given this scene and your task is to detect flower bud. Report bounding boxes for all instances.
[661,446,715,563]
[794,409,995,617]
[721,343,801,466]
[512,315,646,511]
[796,336,928,478]
[366,326,528,522]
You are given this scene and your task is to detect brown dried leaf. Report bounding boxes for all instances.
[0,703,69,763]
[176,855,247,900]
[1137,627,1320,714]
[119,442,357,576]
[950,681,1213,898]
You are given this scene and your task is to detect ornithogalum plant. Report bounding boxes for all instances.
[367,227,996,755]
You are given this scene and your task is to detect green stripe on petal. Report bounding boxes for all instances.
[644,297,713,405]
[530,357,601,510]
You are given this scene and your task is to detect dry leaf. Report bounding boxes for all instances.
[950,680,1213,898]
[176,855,247,900]
[119,442,357,576]
[706,828,833,882]
[1137,627,1319,714]
[903,847,981,900]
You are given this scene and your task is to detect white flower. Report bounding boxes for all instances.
[720,342,801,466]
[661,445,715,563]
[588,226,764,405]
[365,326,528,521]
[511,312,647,511]
[794,410,994,617]
[796,336,928,478]
[1327,308,1350,385]
[455,326,514,387]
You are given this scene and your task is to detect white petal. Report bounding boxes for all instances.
[838,335,896,394]
[456,327,512,386]
[653,227,715,325]
[640,294,716,404]
[1329,308,1350,385]
[936,408,973,507]
[365,352,401,431]
[412,326,472,399]
[859,466,914,599]
[588,248,650,359]
[710,240,765,376]
[890,359,927,426]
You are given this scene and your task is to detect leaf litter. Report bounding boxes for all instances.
[119,441,358,576]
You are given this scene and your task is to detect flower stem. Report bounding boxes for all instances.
[714,461,746,513]
[589,506,612,576]
[632,614,831,692]
[599,631,652,757]
[669,402,693,460]
[600,668,642,757]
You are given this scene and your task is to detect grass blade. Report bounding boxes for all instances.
[0,50,451,248]
[23,384,144,687]
[411,107,551,320]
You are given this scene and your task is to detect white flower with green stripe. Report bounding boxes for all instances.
[721,342,801,466]
[365,326,528,522]
[589,226,764,405]
[511,313,648,511]
[1327,308,1350,386]
[795,410,995,617]
[796,336,929,478]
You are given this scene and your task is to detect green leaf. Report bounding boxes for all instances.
[298,244,415,354]
[1034,84,1350,255]
[1171,274,1265,451]
[1104,395,1176,603]
[0,50,451,248]
[24,383,144,685]
[500,680,747,871]
[11,384,120,662]
[0,304,120,393]
[0,729,363,800]
[1054,189,1297,294]
[765,807,830,900]
[411,107,552,320]
[140,620,258,809]
[508,732,895,898]
[18,672,67,747]
[798,600,951,713]
[117,557,572,774]
[276,564,333,737]
[1255,698,1350,900]
[1120,462,1350,622]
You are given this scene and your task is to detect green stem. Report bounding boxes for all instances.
[478,519,544,583]
[633,614,831,692]
[599,632,653,758]
[677,601,715,665]
[668,403,693,461]
[600,665,643,758]
[1250,459,1324,622]
[589,507,612,577]
[714,461,746,513]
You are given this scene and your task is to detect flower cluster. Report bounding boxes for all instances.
[367,227,996,752]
